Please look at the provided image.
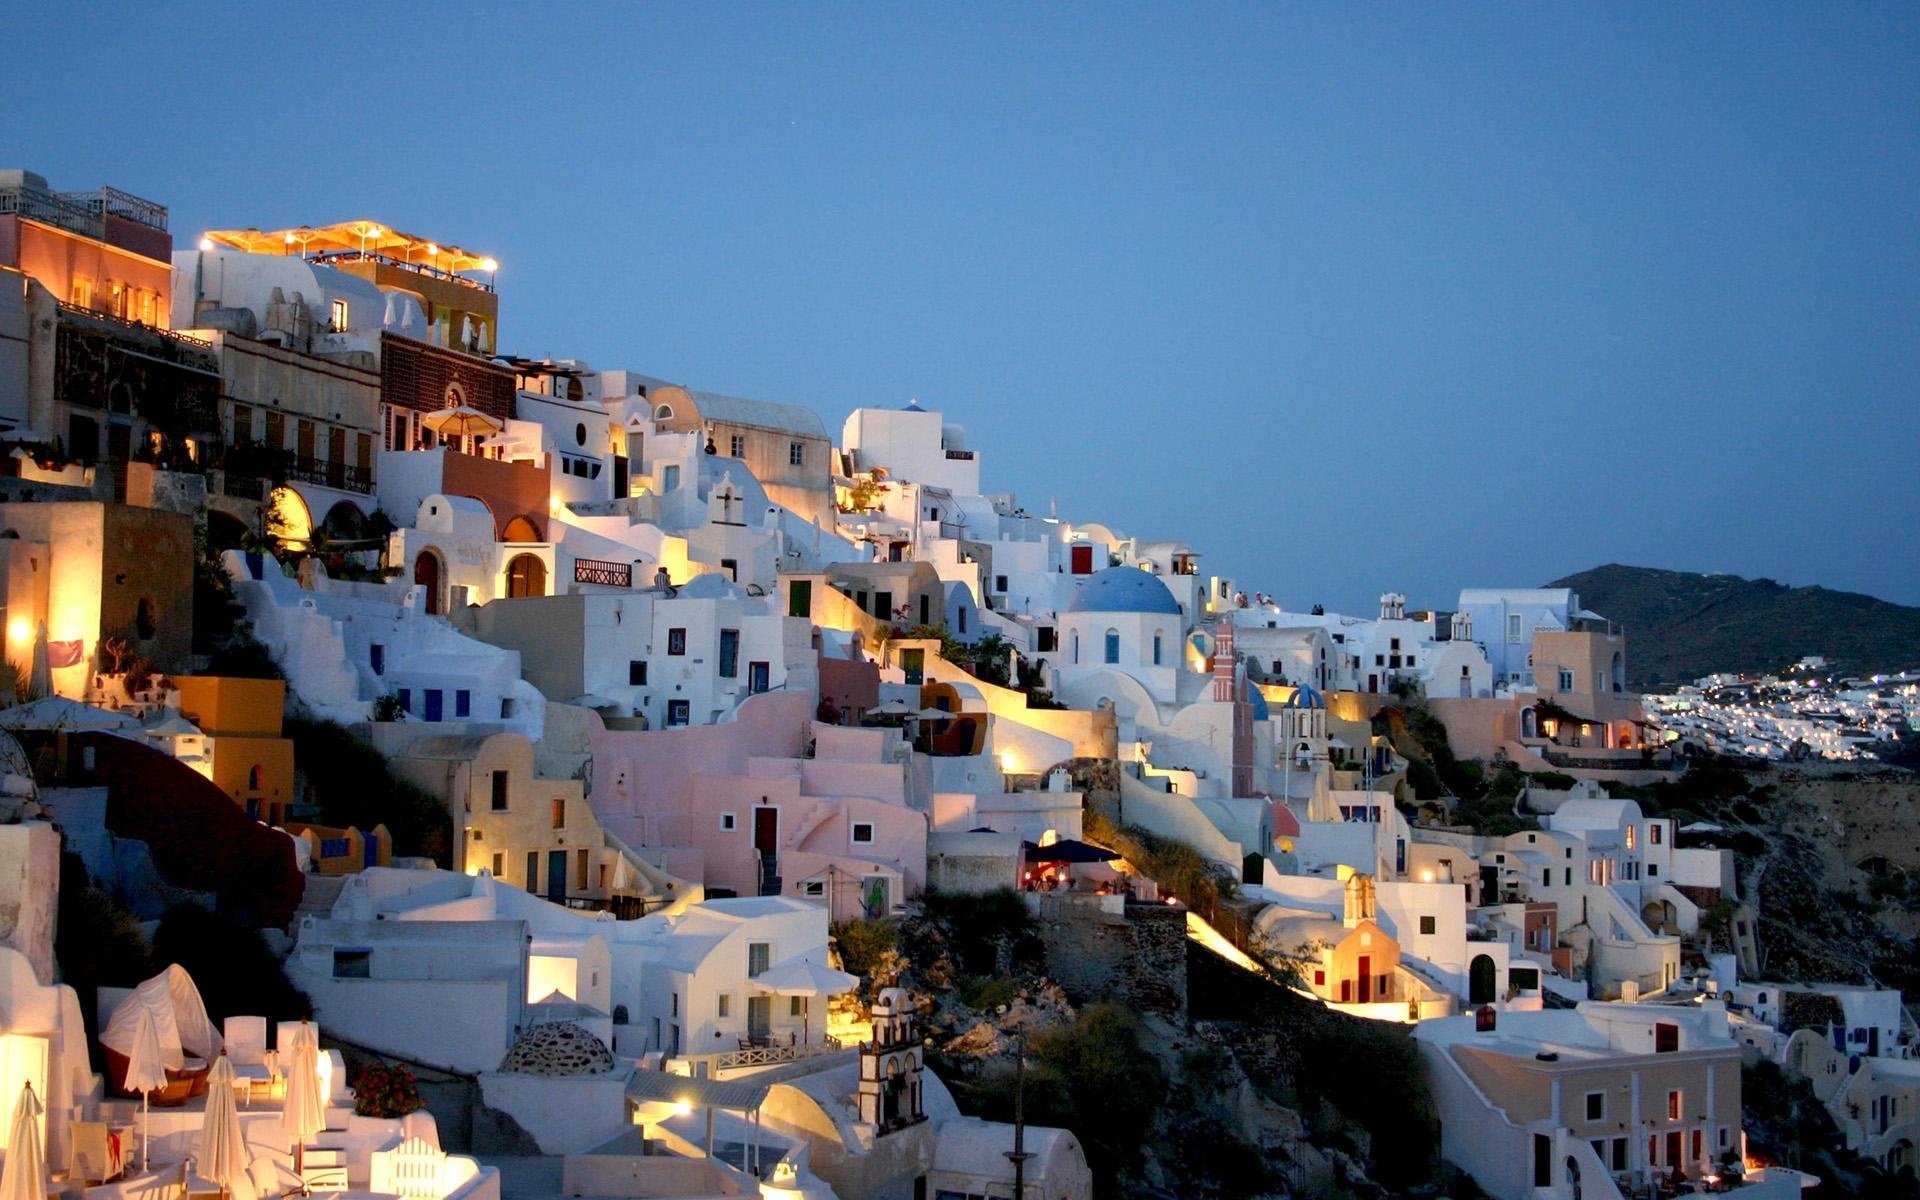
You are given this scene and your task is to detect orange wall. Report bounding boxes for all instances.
[176,676,287,736]
[0,217,171,327]
[442,451,551,542]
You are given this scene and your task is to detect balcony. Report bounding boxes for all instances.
[574,558,633,588]
[1,182,168,239]
[284,455,374,495]
[307,249,494,294]
[712,1035,844,1072]
[942,449,975,461]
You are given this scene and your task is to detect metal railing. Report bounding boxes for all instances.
[942,449,975,460]
[306,250,494,294]
[284,455,374,495]
[574,558,632,588]
[0,183,168,237]
[56,302,213,352]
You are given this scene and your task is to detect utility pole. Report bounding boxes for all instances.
[1005,1031,1032,1200]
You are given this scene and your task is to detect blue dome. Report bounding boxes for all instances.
[1284,684,1325,709]
[1066,566,1182,616]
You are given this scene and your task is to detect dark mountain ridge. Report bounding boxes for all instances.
[1547,564,1920,690]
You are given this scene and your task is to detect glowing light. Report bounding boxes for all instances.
[1418,869,1435,883]
[197,237,214,251]
[673,1100,692,1117]
[481,258,498,273]
[999,751,1017,773]
[6,619,29,645]
[425,243,439,257]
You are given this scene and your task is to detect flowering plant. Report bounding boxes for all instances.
[350,1061,423,1118]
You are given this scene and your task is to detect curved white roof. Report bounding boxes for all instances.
[1065,566,1182,616]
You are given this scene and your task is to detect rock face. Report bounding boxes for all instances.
[498,1021,615,1076]
[1028,897,1187,1020]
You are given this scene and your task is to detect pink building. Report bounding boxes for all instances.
[588,691,928,919]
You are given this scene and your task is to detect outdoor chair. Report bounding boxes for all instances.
[226,1016,274,1103]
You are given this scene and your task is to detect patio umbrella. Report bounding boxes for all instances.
[871,698,912,716]
[277,1024,325,1179]
[420,406,502,439]
[122,1007,167,1172]
[750,958,858,1045]
[608,854,633,893]
[198,1057,247,1199]
[0,1083,43,1200]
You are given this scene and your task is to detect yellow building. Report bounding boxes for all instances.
[173,676,296,825]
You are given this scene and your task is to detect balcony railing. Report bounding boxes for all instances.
[711,1035,844,1072]
[574,558,632,588]
[2,183,168,238]
[306,250,495,294]
[942,449,975,460]
[284,455,374,495]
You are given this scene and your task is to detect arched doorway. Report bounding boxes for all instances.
[1520,707,1538,739]
[321,501,367,542]
[207,510,250,554]
[413,550,444,615]
[505,553,546,599]
[1469,954,1497,1006]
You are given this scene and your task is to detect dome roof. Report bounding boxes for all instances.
[1065,566,1182,616]
[1284,684,1325,709]
[499,1021,615,1076]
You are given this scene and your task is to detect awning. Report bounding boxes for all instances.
[625,1070,769,1112]
[422,405,504,438]
[1022,838,1122,865]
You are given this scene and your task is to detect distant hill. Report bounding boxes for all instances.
[1546,564,1920,690]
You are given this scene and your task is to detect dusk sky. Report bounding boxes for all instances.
[18,4,1919,613]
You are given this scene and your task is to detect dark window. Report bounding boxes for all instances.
[397,688,411,713]
[788,441,804,466]
[721,558,737,581]
[667,628,686,655]
[788,580,811,617]
[1037,627,1057,652]
[370,644,385,676]
[718,629,739,678]
[873,591,892,619]
[730,434,745,457]
[455,689,471,718]
[667,700,690,727]
[852,822,875,844]
[629,660,648,686]
[1419,916,1436,935]
[1655,1022,1679,1053]
[1586,1092,1604,1121]
[995,575,1008,592]
[331,950,371,979]
[491,770,510,811]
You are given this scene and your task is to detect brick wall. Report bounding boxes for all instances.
[380,333,513,419]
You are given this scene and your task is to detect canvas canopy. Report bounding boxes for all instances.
[1021,839,1121,865]
[100,966,221,1069]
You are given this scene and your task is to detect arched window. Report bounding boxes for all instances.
[653,403,674,421]
[1152,631,1163,666]
[1071,632,1079,665]
[505,554,546,599]
[1104,629,1120,664]
[502,516,541,543]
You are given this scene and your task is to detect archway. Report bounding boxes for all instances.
[267,486,313,551]
[413,550,445,615]
[1469,954,1496,1005]
[505,553,546,599]
[206,510,250,554]
[320,500,367,543]
[1520,707,1538,739]
[502,515,541,543]
[1611,653,1625,694]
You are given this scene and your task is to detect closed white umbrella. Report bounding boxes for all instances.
[0,1083,43,1200]
[26,624,50,703]
[277,1024,325,1179]
[198,1057,247,1199]
[751,958,858,1046]
[122,1007,168,1171]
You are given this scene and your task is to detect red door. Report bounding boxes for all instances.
[414,552,442,615]
[1358,956,1372,1003]
[1070,544,1093,574]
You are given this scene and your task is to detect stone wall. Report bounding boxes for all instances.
[1028,893,1186,1020]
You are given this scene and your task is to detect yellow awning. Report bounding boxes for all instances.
[203,221,493,272]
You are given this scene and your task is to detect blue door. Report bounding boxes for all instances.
[749,662,770,694]
[424,689,443,722]
[547,851,567,902]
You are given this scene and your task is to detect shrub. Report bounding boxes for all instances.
[351,1062,423,1118]
[956,975,1018,1012]
[831,917,899,979]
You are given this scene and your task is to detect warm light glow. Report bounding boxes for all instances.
[481,258,498,273]
[197,237,214,251]
[1418,869,1435,883]
[673,1100,692,1117]
[999,751,1017,773]
[315,1049,333,1100]
[283,232,296,245]
[425,243,439,257]
[6,619,29,646]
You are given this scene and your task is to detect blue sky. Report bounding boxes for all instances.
[17,3,1919,613]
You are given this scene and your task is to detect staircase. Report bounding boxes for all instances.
[295,874,348,923]
[295,1103,360,1192]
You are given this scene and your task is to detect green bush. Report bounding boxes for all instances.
[915,888,1044,976]
[831,917,899,979]
[956,975,1018,1011]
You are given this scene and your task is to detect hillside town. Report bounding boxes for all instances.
[0,168,1912,1200]
[1644,662,1920,763]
